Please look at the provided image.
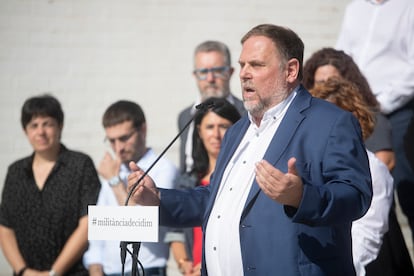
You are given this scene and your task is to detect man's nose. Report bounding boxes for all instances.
[113,140,125,154]
[239,65,251,79]
[206,71,216,82]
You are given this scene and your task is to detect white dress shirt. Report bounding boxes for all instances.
[336,0,414,114]
[205,91,296,276]
[83,148,178,274]
[352,150,394,276]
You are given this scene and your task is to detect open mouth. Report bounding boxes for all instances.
[243,86,255,93]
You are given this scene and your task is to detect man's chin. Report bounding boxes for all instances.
[203,90,225,100]
[244,101,256,111]
[120,157,132,165]
[245,101,265,115]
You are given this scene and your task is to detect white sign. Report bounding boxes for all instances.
[88,205,158,242]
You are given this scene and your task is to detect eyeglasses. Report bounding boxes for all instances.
[193,66,231,80]
[105,129,137,145]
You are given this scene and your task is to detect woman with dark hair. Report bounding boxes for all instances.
[166,97,241,276]
[0,94,100,276]
[303,47,395,171]
[191,97,242,182]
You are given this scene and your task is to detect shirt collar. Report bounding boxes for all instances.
[23,143,68,175]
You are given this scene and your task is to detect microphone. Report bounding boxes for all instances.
[195,101,216,110]
[120,100,210,276]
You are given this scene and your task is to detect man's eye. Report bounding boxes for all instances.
[118,136,129,142]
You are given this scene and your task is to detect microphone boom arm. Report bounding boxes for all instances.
[124,114,195,206]
[120,100,214,276]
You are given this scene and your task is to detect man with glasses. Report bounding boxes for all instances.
[178,40,245,173]
[83,100,178,276]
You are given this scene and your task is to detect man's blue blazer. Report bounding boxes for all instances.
[160,86,372,275]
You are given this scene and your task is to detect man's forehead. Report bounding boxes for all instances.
[240,36,277,58]
[105,120,135,133]
[195,51,225,63]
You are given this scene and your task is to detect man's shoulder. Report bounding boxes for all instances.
[156,155,178,172]
[146,148,178,172]
[308,97,350,119]
[231,94,243,103]
[294,88,351,121]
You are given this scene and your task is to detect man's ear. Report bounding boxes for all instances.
[286,58,300,83]
[228,66,235,78]
[140,122,147,136]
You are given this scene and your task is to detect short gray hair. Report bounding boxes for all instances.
[194,40,231,66]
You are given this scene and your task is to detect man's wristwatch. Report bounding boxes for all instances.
[108,175,121,187]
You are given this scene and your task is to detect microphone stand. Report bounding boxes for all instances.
[120,101,214,276]
[131,242,141,276]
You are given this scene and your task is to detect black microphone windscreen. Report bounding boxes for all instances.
[195,101,216,110]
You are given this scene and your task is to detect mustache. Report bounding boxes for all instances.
[241,80,253,89]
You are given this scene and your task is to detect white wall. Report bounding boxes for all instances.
[0,0,349,274]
